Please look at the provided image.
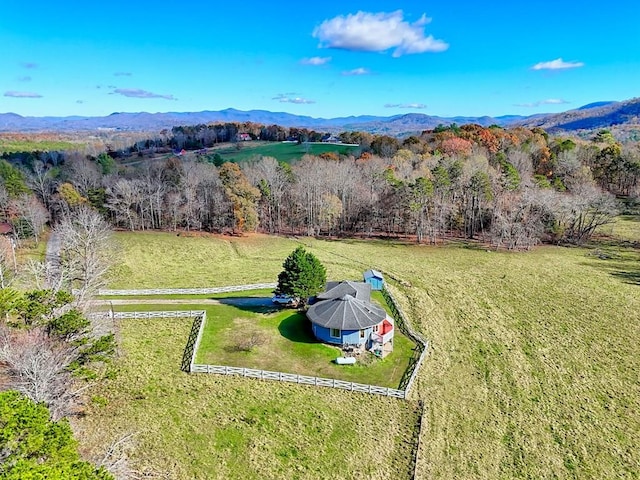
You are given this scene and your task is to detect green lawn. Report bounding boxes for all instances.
[212,141,359,163]
[86,218,640,479]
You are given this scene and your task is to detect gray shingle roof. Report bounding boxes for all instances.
[316,281,371,303]
[363,269,384,280]
[307,294,386,330]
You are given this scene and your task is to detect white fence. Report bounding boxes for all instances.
[190,364,405,398]
[110,310,206,319]
[381,286,430,397]
[98,283,277,296]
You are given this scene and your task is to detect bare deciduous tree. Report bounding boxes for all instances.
[56,206,115,302]
[10,194,50,243]
[0,325,75,420]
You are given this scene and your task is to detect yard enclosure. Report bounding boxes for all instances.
[83,230,640,479]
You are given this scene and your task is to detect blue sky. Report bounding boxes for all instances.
[1,0,639,118]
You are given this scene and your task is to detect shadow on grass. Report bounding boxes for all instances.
[582,254,640,286]
[278,313,320,344]
[218,297,281,314]
[611,270,640,285]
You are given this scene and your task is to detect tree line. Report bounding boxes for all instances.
[0,123,638,251]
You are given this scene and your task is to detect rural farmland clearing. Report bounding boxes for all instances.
[73,226,640,479]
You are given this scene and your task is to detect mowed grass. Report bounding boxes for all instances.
[108,231,360,288]
[74,316,419,479]
[212,141,359,163]
[96,221,640,479]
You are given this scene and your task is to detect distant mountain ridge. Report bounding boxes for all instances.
[1,98,638,135]
[517,98,640,132]
[0,109,532,133]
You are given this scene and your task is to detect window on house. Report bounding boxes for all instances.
[373,325,379,333]
[360,329,365,339]
[330,328,340,338]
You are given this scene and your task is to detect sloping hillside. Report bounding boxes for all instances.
[519,98,640,133]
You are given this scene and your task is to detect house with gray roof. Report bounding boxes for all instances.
[307,280,394,357]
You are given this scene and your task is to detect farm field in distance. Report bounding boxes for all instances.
[209,140,360,163]
[0,132,84,153]
[77,220,640,479]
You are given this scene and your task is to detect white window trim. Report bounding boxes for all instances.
[330,328,341,338]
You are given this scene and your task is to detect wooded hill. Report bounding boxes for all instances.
[0,122,638,252]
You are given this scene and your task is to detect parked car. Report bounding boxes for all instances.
[272,294,297,306]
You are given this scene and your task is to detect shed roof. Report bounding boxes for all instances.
[307,294,386,330]
[317,281,371,303]
[363,269,384,280]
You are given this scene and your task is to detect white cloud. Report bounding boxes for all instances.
[531,58,584,70]
[385,102,427,109]
[313,10,448,57]
[300,56,331,66]
[111,88,176,100]
[272,93,315,104]
[514,98,570,108]
[4,91,42,98]
[342,67,371,76]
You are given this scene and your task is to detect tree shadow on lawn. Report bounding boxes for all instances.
[582,255,640,286]
[278,313,320,344]
[218,297,281,314]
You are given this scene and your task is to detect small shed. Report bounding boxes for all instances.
[363,269,384,291]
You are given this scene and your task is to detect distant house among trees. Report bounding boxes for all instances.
[236,133,252,142]
[0,222,13,236]
[307,280,394,358]
[321,134,342,143]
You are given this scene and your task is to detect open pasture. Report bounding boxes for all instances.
[81,224,640,478]
[210,140,359,163]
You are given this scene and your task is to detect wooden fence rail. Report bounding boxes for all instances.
[381,285,429,397]
[189,364,406,398]
[98,283,277,296]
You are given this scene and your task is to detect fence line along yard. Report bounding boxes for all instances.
[99,280,429,400]
[98,283,277,296]
[189,364,406,399]
[381,285,429,397]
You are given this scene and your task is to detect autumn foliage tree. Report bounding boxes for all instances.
[219,162,260,232]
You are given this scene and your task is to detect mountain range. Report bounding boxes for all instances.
[1,98,638,136]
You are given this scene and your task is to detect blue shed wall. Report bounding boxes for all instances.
[364,277,384,290]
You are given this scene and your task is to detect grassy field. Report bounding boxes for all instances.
[211,141,360,163]
[80,221,640,479]
[0,135,82,153]
[107,231,361,288]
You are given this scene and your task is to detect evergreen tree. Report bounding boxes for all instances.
[275,246,326,305]
[0,391,113,479]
